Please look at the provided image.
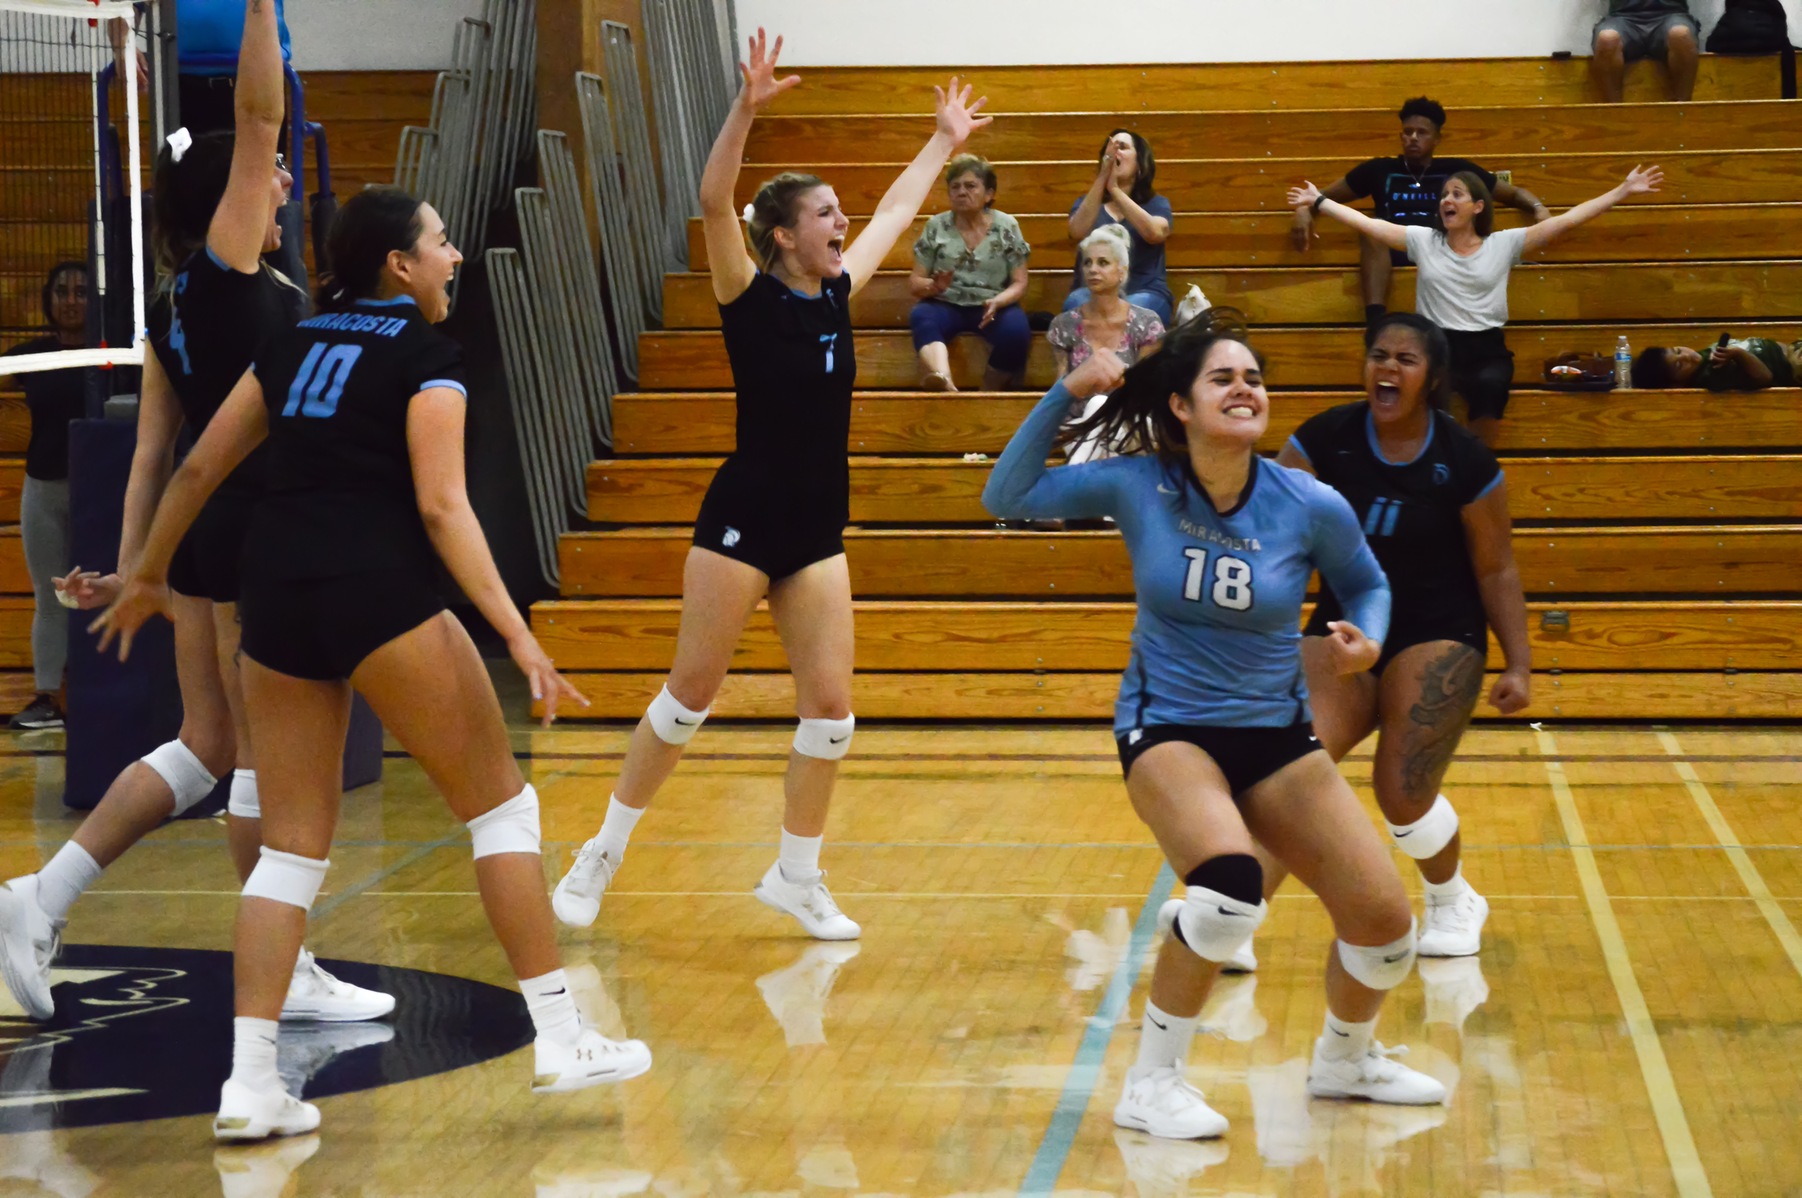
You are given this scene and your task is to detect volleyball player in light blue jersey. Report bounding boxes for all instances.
[985,314,1445,1142]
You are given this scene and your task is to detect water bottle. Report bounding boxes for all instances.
[1615,335,1633,389]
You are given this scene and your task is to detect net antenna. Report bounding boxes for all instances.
[1,0,148,375]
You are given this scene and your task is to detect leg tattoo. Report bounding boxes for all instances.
[1400,645,1484,796]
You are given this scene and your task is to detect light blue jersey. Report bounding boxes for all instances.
[984,381,1391,732]
[177,0,292,75]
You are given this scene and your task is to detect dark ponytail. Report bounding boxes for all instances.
[1365,312,1453,410]
[316,186,425,312]
[1061,307,1260,462]
[151,130,235,279]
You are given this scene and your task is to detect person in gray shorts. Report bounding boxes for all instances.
[1591,0,1701,102]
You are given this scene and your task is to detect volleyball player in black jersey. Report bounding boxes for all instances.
[1240,314,1529,963]
[0,0,390,1027]
[552,30,991,940]
[97,188,651,1140]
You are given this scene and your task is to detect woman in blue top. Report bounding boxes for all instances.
[984,313,1445,1141]
[1065,130,1173,324]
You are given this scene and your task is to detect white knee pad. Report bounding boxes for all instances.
[241,847,329,910]
[1388,794,1459,860]
[468,784,542,859]
[141,739,218,816]
[646,684,709,745]
[226,769,260,819]
[1173,886,1269,963]
[793,713,855,761]
[1337,920,1417,991]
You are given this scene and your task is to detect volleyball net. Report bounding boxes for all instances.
[0,0,150,378]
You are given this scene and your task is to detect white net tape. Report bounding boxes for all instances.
[0,0,146,379]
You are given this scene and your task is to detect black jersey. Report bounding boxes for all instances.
[148,248,307,492]
[714,271,856,518]
[248,296,464,580]
[2,337,88,481]
[1289,402,1501,631]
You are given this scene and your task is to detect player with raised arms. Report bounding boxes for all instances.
[552,31,991,942]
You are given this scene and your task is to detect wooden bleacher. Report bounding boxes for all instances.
[536,52,1802,721]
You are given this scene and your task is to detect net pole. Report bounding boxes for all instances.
[90,62,109,341]
[123,24,145,354]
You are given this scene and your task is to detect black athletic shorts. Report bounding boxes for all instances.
[167,492,254,603]
[1116,721,1323,794]
[1305,606,1487,678]
[692,494,846,582]
[239,567,447,682]
[1444,327,1514,423]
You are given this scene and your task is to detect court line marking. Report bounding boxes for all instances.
[1018,862,1175,1197]
[1658,731,1802,982]
[311,835,464,920]
[1537,730,1712,1198]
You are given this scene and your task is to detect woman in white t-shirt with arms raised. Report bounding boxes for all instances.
[1289,166,1662,446]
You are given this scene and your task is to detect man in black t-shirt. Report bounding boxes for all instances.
[1290,97,1551,326]
[1592,0,1700,103]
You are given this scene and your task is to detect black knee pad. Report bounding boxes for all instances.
[1184,853,1264,907]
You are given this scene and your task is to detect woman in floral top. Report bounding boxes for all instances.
[1049,225,1165,379]
[909,155,1031,390]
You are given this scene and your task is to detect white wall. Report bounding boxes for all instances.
[729,0,1800,65]
[286,0,489,71]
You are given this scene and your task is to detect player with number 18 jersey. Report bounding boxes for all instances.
[983,376,1391,754]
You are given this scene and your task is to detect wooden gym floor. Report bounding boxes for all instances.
[0,717,1798,1197]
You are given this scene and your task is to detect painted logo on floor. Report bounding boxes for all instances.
[0,945,532,1131]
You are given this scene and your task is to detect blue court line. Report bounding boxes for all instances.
[1018,862,1176,1197]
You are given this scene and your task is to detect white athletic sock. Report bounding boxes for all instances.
[595,795,644,863]
[1423,863,1467,901]
[520,968,582,1047]
[1320,1012,1378,1062]
[229,1016,281,1089]
[34,842,102,923]
[229,769,259,819]
[1133,1000,1199,1078]
[778,829,823,884]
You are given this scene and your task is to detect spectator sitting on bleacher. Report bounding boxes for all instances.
[1291,97,1551,329]
[1592,0,1700,103]
[1065,130,1172,324]
[1048,226,1165,380]
[1632,335,1800,390]
[909,155,1031,391]
[0,262,91,731]
[1291,164,1663,448]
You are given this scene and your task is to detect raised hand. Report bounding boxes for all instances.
[1286,181,1323,211]
[1621,164,1663,197]
[737,27,800,112]
[932,76,992,149]
[1321,619,1381,675]
[1064,347,1126,400]
[507,630,590,728]
[1096,144,1121,183]
[89,576,172,662]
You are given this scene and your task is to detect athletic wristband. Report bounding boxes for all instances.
[1311,195,1328,214]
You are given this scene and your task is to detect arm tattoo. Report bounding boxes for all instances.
[1400,644,1483,795]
